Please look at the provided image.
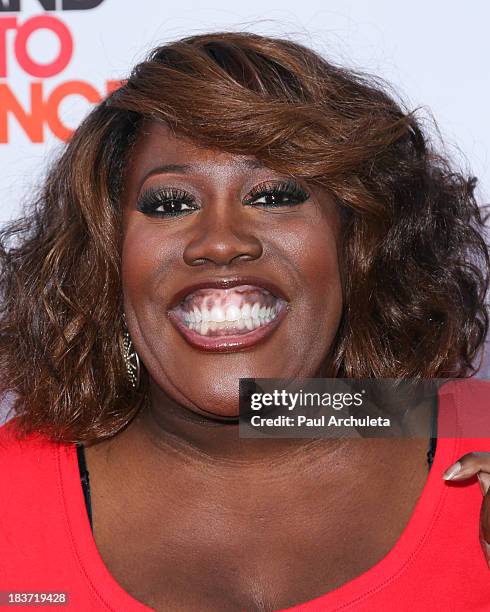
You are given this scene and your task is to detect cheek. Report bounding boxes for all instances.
[304,226,342,308]
[120,218,172,324]
[121,228,153,303]
[278,213,343,326]
[305,234,343,352]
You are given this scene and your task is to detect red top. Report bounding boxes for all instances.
[1,379,490,611]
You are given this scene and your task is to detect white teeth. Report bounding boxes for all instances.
[181,299,284,335]
[184,310,281,335]
[210,306,225,322]
[225,305,241,321]
[241,303,251,319]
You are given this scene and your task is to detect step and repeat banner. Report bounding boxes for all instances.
[0,0,489,377]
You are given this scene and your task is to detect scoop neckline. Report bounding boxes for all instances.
[56,383,461,612]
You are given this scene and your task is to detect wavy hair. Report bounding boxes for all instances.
[0,31,488,442]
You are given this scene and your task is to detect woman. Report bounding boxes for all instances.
[0,31,489,611]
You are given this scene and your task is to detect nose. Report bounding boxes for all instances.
[183,202,263,267]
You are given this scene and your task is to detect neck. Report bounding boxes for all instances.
[121,377,435,473]
[128,377,352,466]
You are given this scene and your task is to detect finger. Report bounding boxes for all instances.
[480,488,490,568]
[442,452,490,482]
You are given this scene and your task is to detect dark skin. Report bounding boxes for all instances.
[84,121,434,612]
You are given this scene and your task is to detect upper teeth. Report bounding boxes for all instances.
[183,303,276,324]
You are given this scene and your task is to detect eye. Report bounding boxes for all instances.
[136,187,198,217]
[243,180,310,208]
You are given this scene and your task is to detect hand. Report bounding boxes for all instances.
[443,452,490,568]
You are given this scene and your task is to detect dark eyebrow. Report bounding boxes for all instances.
[139,159,266,188]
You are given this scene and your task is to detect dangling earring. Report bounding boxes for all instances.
[122,314,141,390]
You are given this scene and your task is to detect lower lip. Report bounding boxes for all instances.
[168,306,289,352]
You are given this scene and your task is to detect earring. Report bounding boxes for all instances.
[122,314,141,390]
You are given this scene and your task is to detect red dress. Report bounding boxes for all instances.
[1,379,490,611]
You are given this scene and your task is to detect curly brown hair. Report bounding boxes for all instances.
[0,31,488,443]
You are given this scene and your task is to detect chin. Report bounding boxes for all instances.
[198,405,240,420]
[177,392,241,420]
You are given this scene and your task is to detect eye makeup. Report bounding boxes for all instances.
[136,187,198,217]
[136,179,310,218]
[243,179,310,207]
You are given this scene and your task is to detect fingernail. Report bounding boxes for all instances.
[443,460,462,480]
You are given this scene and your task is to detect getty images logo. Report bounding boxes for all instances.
[0,0,104,10]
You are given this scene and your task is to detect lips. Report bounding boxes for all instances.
[167,277,290,352]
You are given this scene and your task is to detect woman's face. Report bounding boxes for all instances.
[121,121,343,418]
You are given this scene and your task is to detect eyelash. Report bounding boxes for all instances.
[136,180,310,217]
[136,187,197,217]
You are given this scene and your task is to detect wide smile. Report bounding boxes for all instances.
[168,282,289,352]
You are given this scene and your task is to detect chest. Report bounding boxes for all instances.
[84,437,430,611]
[89,480,425,612]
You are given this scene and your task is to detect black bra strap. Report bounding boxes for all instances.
[426,392,439,472]
[76,443,93,531]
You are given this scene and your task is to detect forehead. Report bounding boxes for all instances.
[127,120,266,178]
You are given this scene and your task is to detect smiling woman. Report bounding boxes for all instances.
[121,121,343,417]
[0,31,489,612]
